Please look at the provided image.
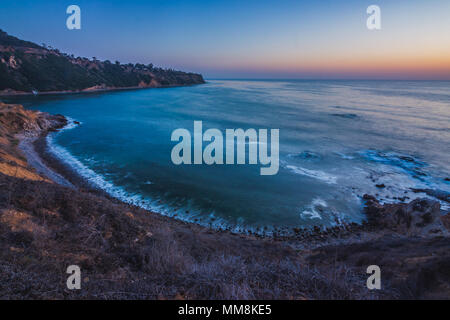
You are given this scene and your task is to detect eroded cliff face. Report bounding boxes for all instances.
[0,103,67,136]
[0,103,66,182]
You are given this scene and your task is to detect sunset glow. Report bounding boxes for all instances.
[1,0,449,79]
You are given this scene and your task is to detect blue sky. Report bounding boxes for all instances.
[1,0,449,79]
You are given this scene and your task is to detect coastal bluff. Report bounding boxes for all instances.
[0,29,205,95]
[0,102,449,299]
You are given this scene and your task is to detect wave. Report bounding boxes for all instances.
[46,119,282,235]
[360,150,429,181]
[47,124,159,211]
[300,198,327,220]
[299,198,350,226]
[286,165,337,184]
[287,151,322,161]
[334,152,355,160]
[345,149,450,210]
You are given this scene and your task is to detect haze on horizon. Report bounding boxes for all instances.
[1,0,449,80]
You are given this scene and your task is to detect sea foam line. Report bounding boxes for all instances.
[286,165,337,184]
[46,118,277,235]
[47,118,163,211]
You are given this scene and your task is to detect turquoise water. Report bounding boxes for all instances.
[6,80,450,234]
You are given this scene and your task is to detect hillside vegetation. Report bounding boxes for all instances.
[0,30,204,94]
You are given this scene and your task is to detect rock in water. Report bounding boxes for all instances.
[363,195,448,237]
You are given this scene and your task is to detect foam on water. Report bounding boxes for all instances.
[334,152,355,160]
[285,165,338,184]
[300,198,327,220]
[337,150,449,210]
[17,79,448,233]
[46,119,278,235]
[286,147,450,220]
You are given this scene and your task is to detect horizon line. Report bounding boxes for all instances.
[205,78,450,81]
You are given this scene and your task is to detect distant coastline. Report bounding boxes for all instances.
[0,29,205,96]
[0,81,205,97]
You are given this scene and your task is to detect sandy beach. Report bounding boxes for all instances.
[18,135,74,188]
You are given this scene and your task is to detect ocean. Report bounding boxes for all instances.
[6,80,450,234]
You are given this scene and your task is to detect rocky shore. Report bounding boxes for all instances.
[0,102,449,299]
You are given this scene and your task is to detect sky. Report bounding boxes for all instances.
[0,0,449,79]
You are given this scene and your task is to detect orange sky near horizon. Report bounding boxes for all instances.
[1,0,449,79]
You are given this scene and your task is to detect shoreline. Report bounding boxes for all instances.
[19,121,363,242]
[16,117,276,239]
[32,131,112,195]
[1,102,450,299]
[15,114,355,242]
[0,82,206,97]
[15,111,449,247]
[18,135,74,188]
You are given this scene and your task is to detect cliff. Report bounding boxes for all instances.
[0,102,449,299]
[0,30,205,95]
